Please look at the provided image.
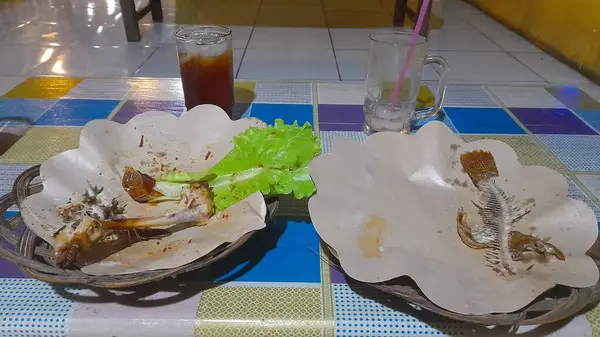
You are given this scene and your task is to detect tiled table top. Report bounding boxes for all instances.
[1,76,600,337]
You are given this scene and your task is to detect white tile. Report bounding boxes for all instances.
[462,12,505,30]
[436,15,472,29]
[64,78,132,100]
[128,78,184,101]
[75,23,174,48]
[511,52,590,84]
[230,25,253,49]
[330,28,386,50]
[336,50,367,80]
[336,50,440,82]
[487,86,566,108]
[580,83,600,104]
[429,85,499,107]
[0,22,78,47]
[0,77,26,95]
[576,175,600,200]
[238,47,338,80]
[421,64,442,81]
[428,26,500,51]
[431,51,545,83]
[317,82,365,105]
[248,27,331,50]
[0,45,57,76]
[233,48,243,76]
[30,46,155,77]
[135,46,243,78]
[135,45,180,78]
[0,3,43,30]
[488,32,541,53]
[35,7,85,25]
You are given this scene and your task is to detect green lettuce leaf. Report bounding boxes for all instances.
[159,119,321,211]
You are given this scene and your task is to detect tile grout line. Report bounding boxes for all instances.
[323,0,342,84]
[235,0,263,79]
[461,15,548,84]
[131,46,160,77]
[483,85,572,172]
[235,26,254,79]
[570,175,600,207]
[327,29,342,81]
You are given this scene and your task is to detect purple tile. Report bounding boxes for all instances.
[510,108,598,135]
[0,257,26,278]
[112,100,186,124]
[318,104,364,124]
[319,123,364,131]
[331,266,347,283]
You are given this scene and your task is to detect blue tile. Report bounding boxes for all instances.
[0,98,56,123]
[5,210,18,219]
[248,103,314,126]
[575,110,600,133]
[411,110,458,134]
[192,217,321,283]
[443,107,525,134]
[36,99,120,126]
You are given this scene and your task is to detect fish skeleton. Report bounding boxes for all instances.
[457,150,564,277]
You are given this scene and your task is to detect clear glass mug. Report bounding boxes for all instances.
[363,31,449,134]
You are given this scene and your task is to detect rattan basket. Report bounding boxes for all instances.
[0,165,279,288]
[323,241,600,327]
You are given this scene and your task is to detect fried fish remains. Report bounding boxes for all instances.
[456,150,565,277]
[122,166,159,203]
[54,181,215,268]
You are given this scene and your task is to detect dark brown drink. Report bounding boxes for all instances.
[175,26,234,115]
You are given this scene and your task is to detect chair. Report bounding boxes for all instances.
[119,0,164,42]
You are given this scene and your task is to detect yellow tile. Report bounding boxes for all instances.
[325,10,394,28]
[234,81,256,103]
[417,86,435,108]
[378,81,434,108]
[3,77,82,99]
[257,6,326,27]
[0,127,81,164]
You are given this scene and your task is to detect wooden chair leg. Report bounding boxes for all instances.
[417,0,432,38]
[393,0,409,27]
[119,0,141,42]
[150,0,163,22]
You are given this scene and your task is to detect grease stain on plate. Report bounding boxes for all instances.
[358,215,387,258]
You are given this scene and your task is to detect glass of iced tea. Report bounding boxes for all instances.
[174,25,234,115]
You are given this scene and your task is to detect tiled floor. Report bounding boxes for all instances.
[0,0,595,85]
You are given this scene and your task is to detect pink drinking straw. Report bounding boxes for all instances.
[389,0,431,109]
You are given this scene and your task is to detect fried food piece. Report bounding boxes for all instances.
[456,151,564,276]
[122,166,160,203]
[54,183,215,268]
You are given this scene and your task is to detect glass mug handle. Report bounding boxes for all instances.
[413,55,450,121]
